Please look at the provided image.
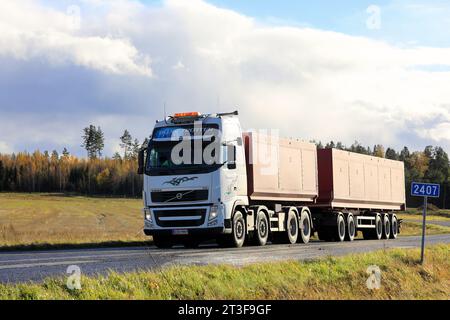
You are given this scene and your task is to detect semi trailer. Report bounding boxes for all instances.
[138,111,406,248]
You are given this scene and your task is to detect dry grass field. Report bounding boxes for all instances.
[0,193,146,248]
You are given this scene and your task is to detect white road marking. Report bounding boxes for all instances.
[0,252,149,265]
[0,260,97,270]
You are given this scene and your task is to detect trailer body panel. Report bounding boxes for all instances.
[244,132,319,203]
[316,149,406,211]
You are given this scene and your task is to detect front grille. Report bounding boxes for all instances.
[151,190,209,203]
[154,209,207,228]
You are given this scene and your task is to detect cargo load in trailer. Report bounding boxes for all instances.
[138,111,406,248]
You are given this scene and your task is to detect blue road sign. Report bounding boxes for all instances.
[411,182,440,198]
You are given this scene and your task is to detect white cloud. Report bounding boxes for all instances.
[0,141,12,154]
[0,0,152,76]
[1,0,450,154]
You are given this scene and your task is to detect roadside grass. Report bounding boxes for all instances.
[0,193,147,248]
[400,222,450,237]
[0,244,448,300]
[404,208,450,219]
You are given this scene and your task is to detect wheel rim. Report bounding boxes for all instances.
[235,220,244,239]
[288,216,296,236]
[349,219,355,237]
[259,218,268,238]
[376,218,382,236]
[385,219,391,236]
[392,219,398,236]
[303,217,310,236]
[339,219,345,238]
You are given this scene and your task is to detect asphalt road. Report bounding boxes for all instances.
[0,234,449,284]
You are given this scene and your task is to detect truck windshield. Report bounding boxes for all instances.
[145,140,221,176]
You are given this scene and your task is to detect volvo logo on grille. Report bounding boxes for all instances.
[176,193,183,200]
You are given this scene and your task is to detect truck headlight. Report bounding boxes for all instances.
[209,205,219,221]
[143,208,152,222]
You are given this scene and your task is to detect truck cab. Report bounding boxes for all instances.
[139,111,248,248]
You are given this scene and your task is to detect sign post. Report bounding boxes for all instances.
[411,182,440,264]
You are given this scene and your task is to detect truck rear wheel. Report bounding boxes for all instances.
[255,211,269,246]
[345,214,356,241]
[382,214,391,239]
[390,215,398,239]
[335,214,346,242]
[285,210,299,244]
[363,214,383,240]
[298,210,311,244]
[153,235,173,249]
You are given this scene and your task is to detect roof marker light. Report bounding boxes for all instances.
[173,112,201,118]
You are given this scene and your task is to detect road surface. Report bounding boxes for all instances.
[1,234,449,284]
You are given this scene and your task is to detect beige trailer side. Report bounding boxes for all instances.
[316,148,406,211]
[244,132,319,203]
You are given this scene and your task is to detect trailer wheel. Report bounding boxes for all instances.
[382,214,391,239]
[298,210,311,244]
[390,215,398,239]
[285,210,299,244]
[255,211,269,246]
[363,214,383,240]
[345,214,356,242]
[335,214,346,242]
[153,235,173,249]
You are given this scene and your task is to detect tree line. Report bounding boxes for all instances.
[0,127,449,208]
[0,126,148,197]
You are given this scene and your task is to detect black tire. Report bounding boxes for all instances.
[345,214,356,242]
[298,210,311,244]
[285,209,299,244]
[231,211,246,248]
[375,214,383,240]
[335,214,346,242]
[255,211,269,246]
[363,214,383,240]
[390,215,398,239]
[153,235,173,249]
[382,214,391,239]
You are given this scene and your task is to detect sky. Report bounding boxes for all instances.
[1,0,450,157]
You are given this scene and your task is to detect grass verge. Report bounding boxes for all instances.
[0,193,146,248]
[0,244,448,300]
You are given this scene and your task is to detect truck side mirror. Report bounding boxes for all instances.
[138,149,146,175]
[227,145,236,170]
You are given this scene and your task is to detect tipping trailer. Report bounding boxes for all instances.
[138,111,406,248]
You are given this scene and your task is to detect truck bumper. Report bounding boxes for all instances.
[144,227,225,237]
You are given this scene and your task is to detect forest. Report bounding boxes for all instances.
[0,126,449,207]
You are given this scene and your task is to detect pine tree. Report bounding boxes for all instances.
[120,130,133,159]
[94,126,105,158]
[82,125,97,159]
[62,148,70,158]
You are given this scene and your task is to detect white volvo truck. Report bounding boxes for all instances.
[138,111,405,248]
